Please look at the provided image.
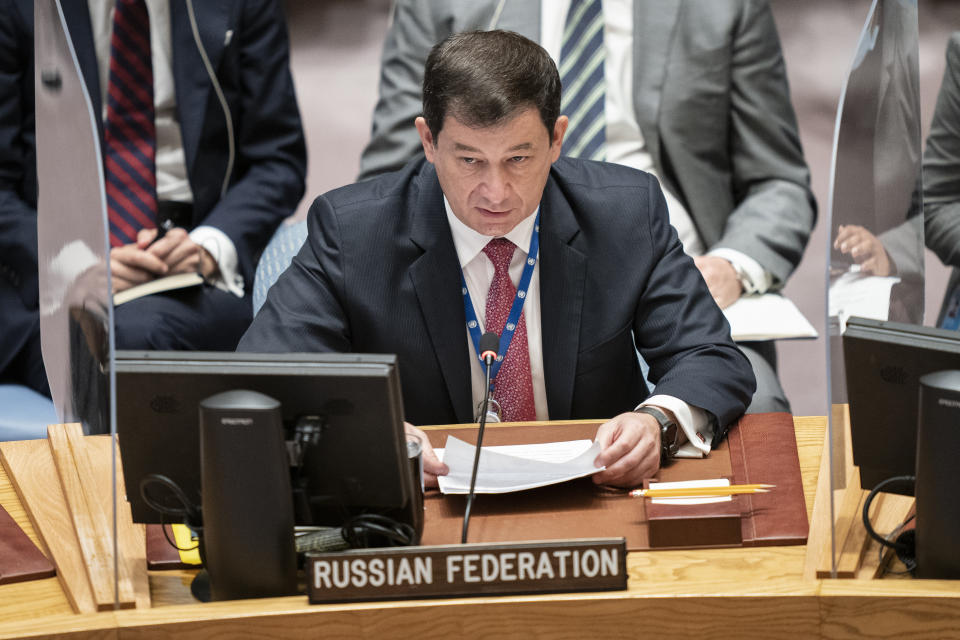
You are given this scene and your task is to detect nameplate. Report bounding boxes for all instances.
[306,538,627,603]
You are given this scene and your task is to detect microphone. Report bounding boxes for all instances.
[462,331,499,543]
[479,331,499,367]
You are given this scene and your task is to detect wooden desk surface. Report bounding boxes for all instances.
[1,417,958,640]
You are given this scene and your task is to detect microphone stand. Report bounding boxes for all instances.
[461,354,494,544]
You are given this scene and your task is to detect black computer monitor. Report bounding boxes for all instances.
[843,317,960,495]
[114,351,416,526]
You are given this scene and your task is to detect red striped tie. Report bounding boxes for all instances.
[104,0,157,248]
[483,238,537,422]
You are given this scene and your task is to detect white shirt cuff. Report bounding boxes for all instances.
[707,248,773,295]
[637,394,713,458]
[189,225,244,298]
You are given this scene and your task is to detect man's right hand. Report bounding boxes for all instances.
[404,422,448,489]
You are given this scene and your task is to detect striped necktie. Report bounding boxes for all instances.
[559,0,606,161]
[103,0,158,247]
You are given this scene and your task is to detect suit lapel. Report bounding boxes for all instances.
[60,0,102,128]
[632,1,681,177]
[169,0,229,173]
[408,166,474,423]
[538,173,586,420]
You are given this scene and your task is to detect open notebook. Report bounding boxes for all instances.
[113,272,204,305]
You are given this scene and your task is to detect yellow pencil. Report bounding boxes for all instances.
[629,483,775,498]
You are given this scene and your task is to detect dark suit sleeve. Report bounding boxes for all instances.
[635,175,756,429]
[238,194,351,353]
[0,0,37,307]
[357,0,442,180]
[713,0,816,287]
[0,0,42,380]
[198,0,306,288]
[924,33,960,268]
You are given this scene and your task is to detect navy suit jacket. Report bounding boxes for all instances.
[0,0,306,381]
[239,158,755,435]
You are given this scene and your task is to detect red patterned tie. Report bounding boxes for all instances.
[483,238,537,422]
[104,0,158,247]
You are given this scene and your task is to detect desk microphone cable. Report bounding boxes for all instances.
[462,331,499,543]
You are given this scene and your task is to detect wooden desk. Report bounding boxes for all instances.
[1,417,958,640]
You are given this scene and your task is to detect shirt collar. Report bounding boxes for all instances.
[444,196,540,268]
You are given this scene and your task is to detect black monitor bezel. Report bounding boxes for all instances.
[114,350,414,525]
[843,317,960,495]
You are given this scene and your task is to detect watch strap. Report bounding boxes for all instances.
[634,406,679,463]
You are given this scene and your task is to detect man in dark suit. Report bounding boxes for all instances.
[358,0,816,414]
[0,0,306,395]
[240,30,754,488]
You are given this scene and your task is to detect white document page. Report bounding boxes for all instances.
[723,293,818,341]
[436,436,603,495]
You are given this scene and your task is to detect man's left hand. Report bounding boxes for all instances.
[592,412,661,488]
[694,255,742,309]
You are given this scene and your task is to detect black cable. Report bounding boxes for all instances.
[140,473,203,527]
[877,514,917,576]
[158,515,198,552]
[341,514,416,548]
[140,473,203,553]
[862,475,916,553]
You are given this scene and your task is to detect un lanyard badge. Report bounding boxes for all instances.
[460,212,541,422]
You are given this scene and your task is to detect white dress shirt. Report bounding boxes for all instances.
[540,0,772,294]
[89,0,243,297]
[445,200,713,457]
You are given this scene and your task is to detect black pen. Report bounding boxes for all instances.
[148,218,176,248]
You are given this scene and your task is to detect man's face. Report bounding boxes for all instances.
[416,108,568,237]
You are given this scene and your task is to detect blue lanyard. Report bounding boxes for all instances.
[461,212,541,384]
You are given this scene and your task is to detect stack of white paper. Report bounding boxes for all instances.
[436,437,603,495]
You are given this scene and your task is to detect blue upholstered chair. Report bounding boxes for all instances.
[252,219,308,315]
[0,384,58,441]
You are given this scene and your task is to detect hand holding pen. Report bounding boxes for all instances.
[146,218,176,248]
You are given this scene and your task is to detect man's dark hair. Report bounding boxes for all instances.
[422,30,561,142]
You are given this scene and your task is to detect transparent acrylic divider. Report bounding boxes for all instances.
[822,0,922,578]
[35,0,119,607]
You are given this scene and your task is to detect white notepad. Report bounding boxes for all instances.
[723,293,818,341]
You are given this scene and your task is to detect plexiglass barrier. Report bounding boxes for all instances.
[35,0,119,607]
[825,0,923,577]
